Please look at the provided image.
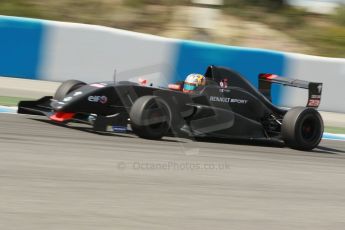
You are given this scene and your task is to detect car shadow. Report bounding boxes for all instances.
[187,136,344,154]
[30,117,344,154]
[314,145,345,154]
[30,117,186,143]
[191,136,285,148]
[30,117,134,137]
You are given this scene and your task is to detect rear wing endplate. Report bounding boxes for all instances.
[259,74,323,108]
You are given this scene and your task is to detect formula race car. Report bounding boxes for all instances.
[18,65,324,151]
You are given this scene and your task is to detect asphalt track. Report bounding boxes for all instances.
[0,113,345,230]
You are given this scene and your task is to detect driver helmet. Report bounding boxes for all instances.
[183,73,206,93]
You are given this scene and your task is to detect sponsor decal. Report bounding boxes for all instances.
[311,95,321,99]
[230,98,248,104]
[209,96,248,104]
[112,125,127,133]
[88,95,108,104]
[308,99,320,107]
[210,96,230,103]
[219,88,230,93]
[219,78,228,88]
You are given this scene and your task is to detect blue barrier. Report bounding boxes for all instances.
[174,40,286,105]
[0,16,43,79]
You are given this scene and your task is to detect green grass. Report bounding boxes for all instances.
[223,5,345,57]
[0,0,174,32]
[324,126,345,135]
[0,96,31,106]
[332,5,345,26]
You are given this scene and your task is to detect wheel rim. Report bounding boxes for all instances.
[142,99,171,134]
[148,107,168,130]
[300,115,320,142]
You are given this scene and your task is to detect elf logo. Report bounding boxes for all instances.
[88,95,108,104]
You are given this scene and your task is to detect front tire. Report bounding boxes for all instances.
[130,96,171,140]
[54,80,86,101]
[282,107,323,151]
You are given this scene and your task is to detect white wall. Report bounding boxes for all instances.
[39,21,179,86]
[282,53,345,112]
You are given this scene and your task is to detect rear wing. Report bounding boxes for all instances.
[259,74,323,108]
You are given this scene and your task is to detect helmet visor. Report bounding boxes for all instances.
[183,83,197,91]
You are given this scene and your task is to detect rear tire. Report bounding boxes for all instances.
[282,107,323,151]
[130,96,171,140]
[54,80,86,101]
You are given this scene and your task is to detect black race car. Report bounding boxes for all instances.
[18,65,324,150]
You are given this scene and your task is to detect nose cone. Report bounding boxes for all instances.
[50,84,114,113]
[51,100,68,111]
[50,91,85,111]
